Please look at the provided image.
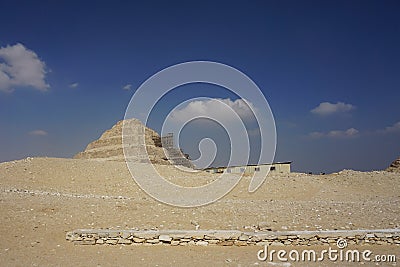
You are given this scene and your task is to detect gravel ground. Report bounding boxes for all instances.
[0,157,399,266]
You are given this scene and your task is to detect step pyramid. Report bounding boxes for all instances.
[73,118,194,168]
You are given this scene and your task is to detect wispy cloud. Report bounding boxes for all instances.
[311,102,355,116]
[310,128,359,139]
[377,121,400,134]
[328,128,359,138]
[28,130,48,136]
[309,131,325,139]
[0,43,49,92]
[311,122,400,139]
[170,98,257,123]
[69,82,79,88]
[122,84,132,90]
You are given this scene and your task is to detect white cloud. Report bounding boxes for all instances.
[378,121,400,134]
[0,43,49,92]
[164,98,258,168]
[311,102,355,116]
[122,84,132,90]
[69,82,79,88]
[29,130,48,136]
[310,128,359,139]
[328,128,359,138]
[309,131,325,139]
[170,98,257,123]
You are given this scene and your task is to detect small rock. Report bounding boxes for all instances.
[132,238,145,243]
[146,239,160,244]
[239,234,249,241]
[234,241,248,246]
[159,235,172,242]
[118,238,132,244]
[196,241,208,246]
[105,239,118,245]
[121,232,131,239]
[219,241,234,246]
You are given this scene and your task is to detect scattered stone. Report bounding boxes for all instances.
[196,241,208,246]
[257,222,271,231]
[118,238,132,244]
[132,238,145,243]
[105,239,118,245]
[219,241,234,246]
[159,235,172,242]
[234,241,247,246]
[108,232,119,238]
[192,234,204,240]
[146,239,159,244]
[121,231,131,239]
[171,241,180,246]
[137,232,158,239]
[66,230,400,247]
[239,234,249,241]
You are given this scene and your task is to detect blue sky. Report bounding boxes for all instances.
[0,0,399,173]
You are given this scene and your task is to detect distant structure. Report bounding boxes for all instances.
[204,162,292,174]
[161,133,194,168]
[161,133,174,148]
[73,119,166,164]
[386,157,400,172]
[73,119,194,168]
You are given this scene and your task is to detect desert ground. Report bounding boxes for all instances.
[0,157,399,266]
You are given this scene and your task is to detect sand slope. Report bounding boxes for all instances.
[0,157,399,266]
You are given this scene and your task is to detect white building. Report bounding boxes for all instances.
[204,162,291,174]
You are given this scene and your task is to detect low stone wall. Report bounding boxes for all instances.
[66,229,400,246]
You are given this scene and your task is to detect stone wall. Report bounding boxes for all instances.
[66,229,400,246]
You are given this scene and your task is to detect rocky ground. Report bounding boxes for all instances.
[0,157,399,266]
